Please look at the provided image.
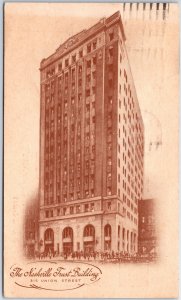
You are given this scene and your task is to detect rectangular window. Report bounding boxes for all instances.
[76,205,81,213]
[58,62,62,72]
[86,89,90,97]
[91,189,94,197]
[87,60,91,68]
[72,54,76,64]
[90,203,95,211]
[85,204,89,212]
[65,58,69,68]
[93,56,97,65]
[87,43,91,53]
[107,201,111,210]
[92,39,97,50]
[109,32,114,41]
[142,216,145,223]
[107,187,111,195]
[120,54,122,63]
[70,206,74,214]
[79,49,83,58]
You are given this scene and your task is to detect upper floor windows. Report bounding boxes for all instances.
[107,201,111,209]
[124,69,127,82]
[76,205,81,213]
[87,60,91,68]
[120,53,122,63]
[78,65,82,74]
[79,49,83,58]
[46,68,55,79]
[72,69,75,81]
[109,32,114,41]
[72,54,76,64]
[87,43,91,54]
[58,62,62,72]
[65,58,69,68]
[92,39,97,50]
[92,56,97,65]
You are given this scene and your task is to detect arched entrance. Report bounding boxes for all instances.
[83,224,95,254]
[62,227,73,255]
[44,228,54,254]
[104,224,111,251]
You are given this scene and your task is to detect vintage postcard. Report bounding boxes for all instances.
[4,2,179,298]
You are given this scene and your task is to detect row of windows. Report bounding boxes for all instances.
[84,68,96,192]
[45,39,99,79]
[44,100,97,204]
[45,202,96,218]
[141,215,155,224]
[117,87,143,203]
[106,78,114,194]
[122,206,137,224]
[44,52,97,205]
[44,26,117,81]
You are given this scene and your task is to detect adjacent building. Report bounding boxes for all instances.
[138,199,157,254]
[24,198,39,257]
[39,11,144,255]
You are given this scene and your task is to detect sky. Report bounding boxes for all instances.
[4,3,179,257]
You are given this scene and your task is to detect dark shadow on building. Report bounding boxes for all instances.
[23,194,39,258]
[138,199,158,256]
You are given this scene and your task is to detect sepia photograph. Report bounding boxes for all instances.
[4,2,179,298]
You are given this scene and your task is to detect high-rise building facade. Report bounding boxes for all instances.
[39,11,144,255]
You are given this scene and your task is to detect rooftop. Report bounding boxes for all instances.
[40,11,125,70]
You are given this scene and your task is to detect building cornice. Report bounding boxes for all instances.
[40,11,126,71]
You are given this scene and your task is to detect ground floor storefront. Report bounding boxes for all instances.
[39,213,138,255]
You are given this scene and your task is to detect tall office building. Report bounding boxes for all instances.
[39,11,144,255]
